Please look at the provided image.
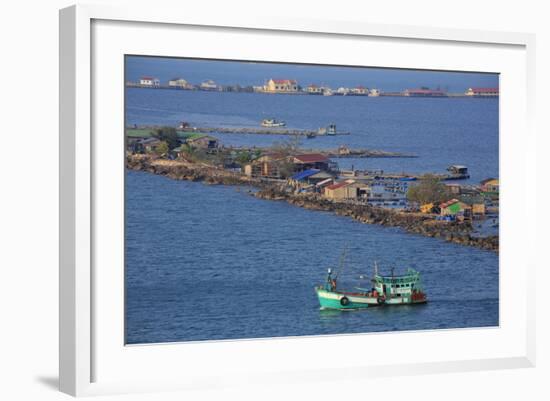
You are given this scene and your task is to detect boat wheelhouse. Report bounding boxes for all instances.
[371,268,427,305]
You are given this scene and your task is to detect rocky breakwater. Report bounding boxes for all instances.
[126,155,260,186]
[126,155,498,251]
[255,186,498,252]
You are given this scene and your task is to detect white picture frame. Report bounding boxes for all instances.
[59,4,536,397]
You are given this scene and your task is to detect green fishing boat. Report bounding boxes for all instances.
[315,252,427,310]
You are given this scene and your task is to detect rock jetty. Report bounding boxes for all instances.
[126,155,498,252]
[254,186,498,252]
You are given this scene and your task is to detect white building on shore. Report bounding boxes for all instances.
[139,76,160,86]
[264,79,299,93]
[465,87,499,97]
[200,79,219,91]
[168,78,190,88]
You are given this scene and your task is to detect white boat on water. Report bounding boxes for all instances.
[261,118,286,128]
[318,124,338,136]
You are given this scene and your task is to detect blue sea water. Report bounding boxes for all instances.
[125,60,499,344]
[126,89,498,184]
[125,171,498,344]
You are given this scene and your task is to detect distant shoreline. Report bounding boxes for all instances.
[125,83,499,98]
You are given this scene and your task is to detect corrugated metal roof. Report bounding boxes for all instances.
[290,169,320,181]
[471,87,499,93]
[326,181,351,190]
[315,178,333,187]
[439,198,460,208]
[293,153,330,163]
[271,79,297,84]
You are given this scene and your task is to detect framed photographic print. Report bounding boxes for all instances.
[60,4,536,397]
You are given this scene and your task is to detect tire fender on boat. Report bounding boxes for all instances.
[340,296,350,306]
[377,296,385,305]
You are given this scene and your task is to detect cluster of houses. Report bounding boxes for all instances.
[419,178,499,222]
[127,128,499,219]
[242,149,499,217]
[261,79,381,97]
[243,152,411,207]
[131,77,256,93]
[403,87,499,97]
[130,76,499,98]
[130,76,383,96]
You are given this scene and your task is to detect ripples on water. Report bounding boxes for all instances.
[125,171,498,344]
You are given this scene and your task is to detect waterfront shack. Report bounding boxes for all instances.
[185,134,219,150]
[472,203,486,216]
[168,78,191,89]
[306,84,323,94]
[288,169,334,190]
[480,178,499,194]
[315,177,335,192]
[200,80,219,91]
[366,181,408,207]
[292,153,332,172]
[139,76,160,87]
[404,88,447,97]
[369,88,381,97]
[244,152,286,178]
[324,180,370,201]
[439,199,472,218]
[349,86,369,96]
[264,79,299,93]
[134,137,162,153]
[465,87,499,97]
[446,183,462,195]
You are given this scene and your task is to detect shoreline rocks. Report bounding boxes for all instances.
[127,155,498,252]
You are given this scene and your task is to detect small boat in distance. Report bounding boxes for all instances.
[317,124,349,136]
[261,118,286,128]
[315,252,427,310]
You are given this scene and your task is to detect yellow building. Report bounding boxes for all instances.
[420,203,434,214]
[264,79,298,93]
[324,180,369,201]
[480,178,499,193]
[472,203,486,216]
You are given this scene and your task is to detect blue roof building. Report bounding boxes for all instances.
[290,169,320,181]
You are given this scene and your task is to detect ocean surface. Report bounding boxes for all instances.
[125,171,499,344]
[125,84,499,345]
[126,89,498,183]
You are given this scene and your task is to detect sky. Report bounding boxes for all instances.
[126,56,499,93]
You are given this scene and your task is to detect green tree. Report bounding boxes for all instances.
[179,144,197,161]
[235,150,253,166]
[155,141,169,156]
[153,126,180,150]
[407,174,452,205]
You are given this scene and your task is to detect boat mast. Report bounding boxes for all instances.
[334,247,349,280]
